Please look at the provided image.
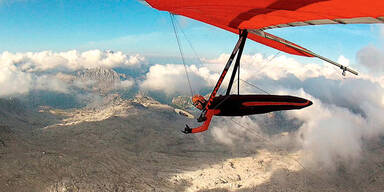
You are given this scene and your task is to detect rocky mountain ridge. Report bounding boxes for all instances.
[75,67,129,93]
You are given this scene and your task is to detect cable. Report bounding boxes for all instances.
[176,21,204,66]
[170,13,194,97]
[265,51,281,65]
[227,79,270,95]
[240,79,270,95]
[233,51,279,95]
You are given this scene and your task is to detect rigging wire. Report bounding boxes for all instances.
[175,23,279,97]
[225,79,270,95]
[265,51,281,64]
[231,50,281,95]
[170,13,194,97]
[175,17,223,93]
[176,21,204,66]
[239,79,270,95]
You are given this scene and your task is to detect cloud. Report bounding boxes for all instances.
[286,90,367,169]
[0,50,145,73]
[0,50,142,97]
[357,45,384,74]
[118,79,134,89]
[140,53,350,96]
[337,55,350,66]
[34,75,70,93]
[0,61,69,97]
[0,62,33,96]
[211,116,263,147]
[203,53,342,81]
[140,64,218,95]
[380,26,384,37]
[281,85,384,169]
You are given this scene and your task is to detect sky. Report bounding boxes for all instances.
[0,0,383,65]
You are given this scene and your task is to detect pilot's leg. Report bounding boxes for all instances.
[182,109,220,134]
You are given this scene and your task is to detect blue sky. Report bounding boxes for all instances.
[0,0,383,65]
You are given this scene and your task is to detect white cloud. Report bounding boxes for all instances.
[357,45,384,74]
[140,53,351,96]
[203,53,342,81]
[285,90,364,169]
[0,50,142,97]
[34,75,69,93]
[283,86,384,168]
[337,55,350,66]
[0,62,69,97]
[140,64,218,95]
[380,26,384,37]
[0,62,33,96]
[118,79,134,89]
[211,116,262,147]
[0,50,145,73]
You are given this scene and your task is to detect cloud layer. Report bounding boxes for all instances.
[140,64,218,95]
[1,50,144,73]
[357,45,384,74]
[0,50,143,97]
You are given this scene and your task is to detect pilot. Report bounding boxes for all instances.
[183,95,220,134]
[192,94,207,110]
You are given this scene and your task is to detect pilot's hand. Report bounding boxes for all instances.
[181,124,192,134]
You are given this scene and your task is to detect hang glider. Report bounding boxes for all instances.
[145,0,384,75]
[143,0,384,134]
[185,30,312,134]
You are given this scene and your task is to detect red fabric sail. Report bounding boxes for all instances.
[145,0,384,57]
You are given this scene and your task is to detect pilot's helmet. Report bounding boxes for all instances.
[192,94,206,110]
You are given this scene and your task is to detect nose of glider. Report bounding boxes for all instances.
[290,97,312,109]
[294,97,312,108]
[304,99,313,107]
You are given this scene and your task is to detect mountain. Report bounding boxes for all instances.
[172,95,193,109]
[16,68,136,110]
[0,98,25,115]
[75,67,126,93]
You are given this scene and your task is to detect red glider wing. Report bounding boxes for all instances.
[144,0,384,57]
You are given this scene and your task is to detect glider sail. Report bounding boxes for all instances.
[145,0,384,75]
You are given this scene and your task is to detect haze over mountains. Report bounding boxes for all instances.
[1,49,384,191]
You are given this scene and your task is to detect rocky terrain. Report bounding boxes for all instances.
[0,94,384,192]
[75,67,127,93]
